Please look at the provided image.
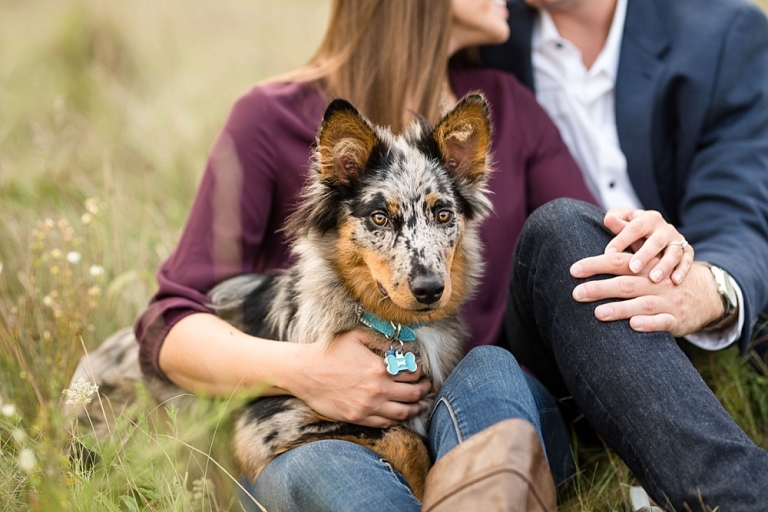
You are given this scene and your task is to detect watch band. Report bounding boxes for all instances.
[702,263,738,331]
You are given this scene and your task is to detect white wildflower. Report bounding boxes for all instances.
[191,477,214,502]
[18,448,37,474]
[62,378,99,405]
[11,428,25,444]
[66,251,81,264]
[0,261,3,274]
[1,403,15,418]
[89,265,104,277]
[81,213,92,225]
[85,198,99,214]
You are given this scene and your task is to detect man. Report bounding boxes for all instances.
[482,0,768,510]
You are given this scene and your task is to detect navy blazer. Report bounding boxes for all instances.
[482,0,768,352]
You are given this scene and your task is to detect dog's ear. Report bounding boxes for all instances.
[433,93,492,184]
[316,99,379,186]
[433,93,493,220]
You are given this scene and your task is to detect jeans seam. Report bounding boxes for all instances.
[435,396,464,443]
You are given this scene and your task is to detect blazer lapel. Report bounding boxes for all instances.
[615,0,671,215]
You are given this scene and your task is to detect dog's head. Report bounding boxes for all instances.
[288,93,493,325]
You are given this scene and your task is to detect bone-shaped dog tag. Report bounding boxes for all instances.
[384,349,417,376]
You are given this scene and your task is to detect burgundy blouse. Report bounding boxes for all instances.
[135,67,596,379]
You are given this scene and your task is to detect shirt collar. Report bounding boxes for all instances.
[532,0,627,81]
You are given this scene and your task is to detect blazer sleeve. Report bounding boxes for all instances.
[678,5,768,352]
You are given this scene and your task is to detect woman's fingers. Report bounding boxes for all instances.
[648,240,695,284]
[600,208,693,284]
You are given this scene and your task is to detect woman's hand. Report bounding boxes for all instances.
[571,207,694,285]
[160,315,431,415]
[289,329,432,429]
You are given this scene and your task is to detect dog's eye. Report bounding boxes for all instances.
[371,212,389,227]
[436,210,453,224]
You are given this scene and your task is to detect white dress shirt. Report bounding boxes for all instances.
[530,0,743,349]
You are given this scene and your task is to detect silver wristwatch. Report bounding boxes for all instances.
[703,264,738,330]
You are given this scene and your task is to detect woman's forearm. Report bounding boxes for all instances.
[159,312,301,397]
[159,312,431,426]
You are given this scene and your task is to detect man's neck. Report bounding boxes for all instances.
[546,0,617,69]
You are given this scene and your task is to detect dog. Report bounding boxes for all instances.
[209,92,494,499]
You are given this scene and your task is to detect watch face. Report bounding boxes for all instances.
[716,266,738,311]
[725,276,738,307]
[712,267,725,290]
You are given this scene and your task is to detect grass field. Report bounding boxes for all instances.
[1,1,767,510]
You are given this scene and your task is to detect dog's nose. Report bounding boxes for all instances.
[411,275,444,304]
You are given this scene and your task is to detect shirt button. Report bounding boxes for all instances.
[608,181,616,189]
[555,42,564,49]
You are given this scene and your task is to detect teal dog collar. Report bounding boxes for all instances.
[356,305,423,376]
[356,306,423,342]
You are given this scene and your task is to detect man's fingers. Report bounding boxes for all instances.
[571,252,635,278]
[587,296,684,336]
[590,295,663,320]
[628,313,678,334]
[573,275,665,303]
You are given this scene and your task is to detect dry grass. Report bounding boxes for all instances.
[1,0,766,510]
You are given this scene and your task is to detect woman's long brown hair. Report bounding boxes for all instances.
[275,0,453,134]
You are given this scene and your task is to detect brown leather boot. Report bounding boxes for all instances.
[421,418,557,512]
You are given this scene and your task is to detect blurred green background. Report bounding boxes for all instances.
[0,0,329,331]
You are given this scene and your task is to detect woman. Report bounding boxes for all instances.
[135,0,690,509]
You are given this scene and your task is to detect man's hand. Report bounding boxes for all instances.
[571,260,724,337]
[291,329,432,428]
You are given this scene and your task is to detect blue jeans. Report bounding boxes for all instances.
[505,198,768,512]
[240,345,572,512]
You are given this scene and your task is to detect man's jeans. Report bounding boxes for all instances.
[241,345,572,511]
[505,198,768,512]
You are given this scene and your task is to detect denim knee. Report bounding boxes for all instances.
[522,198,606,251]
[247,440,420,511]
[434,346,541,434]
[458,346,533,397]
[513,199,612,288]
[463,345,523,375]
